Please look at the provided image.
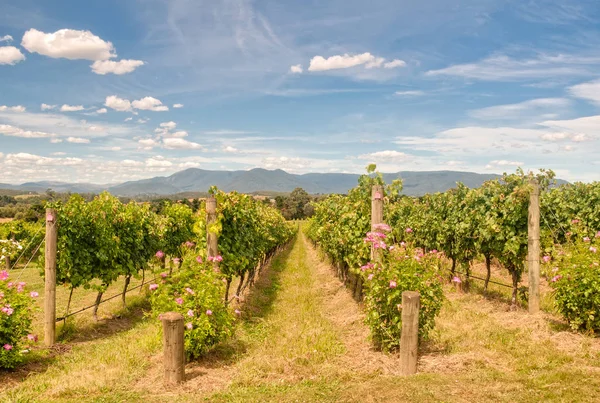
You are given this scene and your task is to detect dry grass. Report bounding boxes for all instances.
[0,217,14,223]
[2,228,600,402]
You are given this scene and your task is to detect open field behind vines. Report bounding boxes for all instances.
[2,229,599,403]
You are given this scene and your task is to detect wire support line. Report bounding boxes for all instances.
[55,276,158,322]
[8,225,44,271]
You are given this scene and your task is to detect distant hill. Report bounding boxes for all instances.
[0,168,504,197]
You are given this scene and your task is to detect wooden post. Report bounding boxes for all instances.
[371,185,384,262]
[5,255,10,271]
[528,179,541,314]
[161,312,185,384]
[206,196,218,259]
[44,208,58,347]
[399,291,420,376]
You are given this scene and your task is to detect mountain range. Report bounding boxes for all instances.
[0,168,503,196]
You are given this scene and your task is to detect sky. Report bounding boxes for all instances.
[1,0,600,185]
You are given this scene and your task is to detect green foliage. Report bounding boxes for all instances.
[50,192,184,292]
[362,243,445,351]
[544,233,600,332]
[387,168,556,304]
[160,203,196,257]
[149,252,235,358]
[542,182,600,246]
[0,220,44,266]
[212,190,295,281]
[306,165,400,272]
[0,270,37,369]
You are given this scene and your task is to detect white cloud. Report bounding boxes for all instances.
[132,97,169,112]
[425,54,600,81]
[163,138,202,149]
[290,64,303,74]
[486,160,524,168]
[173,103,184,108]
[137,118,149,124]
[0,46,25,65]
[540,132,570,141]
[124,117,133,122]
[160,121,177,130]
[358,150,411,162]
[50,138,63,143]
[170,131,188,138]
[138,138,158,150]
[0,124,56,138]
[540,115,600,136]
[309,53,382,71]
[60,104,85,112]
[223,145,239,153]
[469,98,570,120]
[384,59,406,69]
[52,152,66,156]
[41,104,56,111]
[394,90,424,96]
[105,95,132,112]
[307,53,407,73]
[0,105,26,112]
[66,137,90,144]
[96,108,107,114]
[5,153,83,167]
[91,59,145,75]
[21,28,115,61]
[0,35,13,43]
[122,159,143,167]
[146,157,173,167]
[568,79,600,105]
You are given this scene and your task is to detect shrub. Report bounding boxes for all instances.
[361,229,445,351]
[544,232,600,333]
[0,270,38,369]
[149,252,235,358]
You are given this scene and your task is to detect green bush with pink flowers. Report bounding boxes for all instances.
[361,228,445,352]
[543,231,600,333]
[149,253,235,358]
[0,270,38,369]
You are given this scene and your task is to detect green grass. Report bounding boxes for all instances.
[2,229,600,402]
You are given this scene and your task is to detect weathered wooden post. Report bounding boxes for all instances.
[528,179,541,314]
[44,208,58,347]
[206,196,218,259]
[4,255,10,271]
[161,312,185,384]
[371,185,384,261]
[355,185,384,300]
[400,291,420,375]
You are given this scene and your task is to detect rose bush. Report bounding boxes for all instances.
[544,232,600,333]
[361,230,445,351]
[149,253,235,358]
[0,270,38,369]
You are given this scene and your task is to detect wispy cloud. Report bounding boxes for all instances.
[425,54,600,81]
[468,98,571,120]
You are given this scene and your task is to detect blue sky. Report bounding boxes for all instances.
[1,0,599,185]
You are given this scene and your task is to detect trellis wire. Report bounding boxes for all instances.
[55,276,159,322]
[8,224,44,271]
[15,238,45,281]
[451,268,513,289]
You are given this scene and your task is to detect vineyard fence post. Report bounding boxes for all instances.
[44,208,58,347]
[527,179,541,314]
[161,312,185,384]
[399,291,420,375]
[206,196,218,259]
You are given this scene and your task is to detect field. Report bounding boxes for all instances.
[2,227,599,402]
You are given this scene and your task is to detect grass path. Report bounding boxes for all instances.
[2,230,600,402]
